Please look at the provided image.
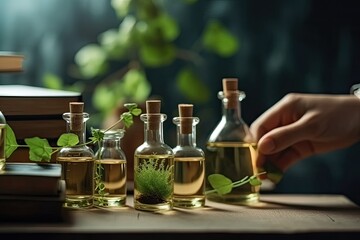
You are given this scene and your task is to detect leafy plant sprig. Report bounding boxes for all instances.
[205,172,266,196]
[135,156,174,204]
[5,103,142,162]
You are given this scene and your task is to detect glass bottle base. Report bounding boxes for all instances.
[64,196,93,209]
[173,196,206,209]
[134,200,173,212]
[94,195,127,208]
[206,192,259,205]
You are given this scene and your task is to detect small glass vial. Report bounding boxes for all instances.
[56,102,95,208]
[172,104,205,208]
[205,78,259,204]
[94,129,127,207]
[134,100,174,212]
[0,111,6,171]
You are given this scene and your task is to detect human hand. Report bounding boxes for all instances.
[250,93,360,181]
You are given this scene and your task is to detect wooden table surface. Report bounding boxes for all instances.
[0,194,359,240]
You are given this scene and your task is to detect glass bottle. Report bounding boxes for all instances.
[94,129,127,207]
[172,104,205,208]
[56,102,95,208]
[134,100,174,212]
[205,78,259,204]
[0,111,6,171]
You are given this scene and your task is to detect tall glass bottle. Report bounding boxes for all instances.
[205,78,259,204]
[56,102,95,208]
[134,100,174,212]
[172,104,205,208]
[94,129,127,207]
[0,111,6,171]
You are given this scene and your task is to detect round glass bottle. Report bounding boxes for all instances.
[56,102,95,208]
[94,129,127,207]
[134,100,174,212]
[0,111,7,171]
[205,78,259,204]
[172,104,205,208]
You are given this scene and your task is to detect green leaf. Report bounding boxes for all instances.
[5,125,18,158]
[122,69,151,102]
[99,29,128,59]
[92,84,118,112]
[90,128,104,144]
[131,107,142,116]
[263,162,283,184]
[57,133,79,147]
[111,0,132,18]
[122,112,134,128]
[24,137,52,162]
[42,73,63,89]
[249,176,262,186]
[202,20,239,57]
[100,15,136,59]
[154,13,179,41]
[139,43,176,67]
[208,174,233,195]
[74,44,108,78]
[176,67,210,103]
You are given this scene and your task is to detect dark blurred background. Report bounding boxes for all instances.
[1,0,360,205]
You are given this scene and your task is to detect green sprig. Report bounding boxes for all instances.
[205,172,266,196]
[5,103,142,162]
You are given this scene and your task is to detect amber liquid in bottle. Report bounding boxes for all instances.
[205,78,259,204]
[133,100,174,212]
[94,159,127,207]
[173,104,205,208]
[173,156,205,207]
[56,103,95,208]
[205,142,259,203]
[57,156,94,206]
[94,129,127,207]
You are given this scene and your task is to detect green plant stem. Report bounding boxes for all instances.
[205,172,266,195]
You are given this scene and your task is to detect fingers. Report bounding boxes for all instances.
[250,94,301,141]
[257,115,316,155]
[257,140,316,172]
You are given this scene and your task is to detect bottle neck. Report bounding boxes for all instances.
[63,112,89,144]
[102,138,121,148]
[220,91,243,121]
[141,114,166,144]
[173,117,198,147]
[100,129,124,148]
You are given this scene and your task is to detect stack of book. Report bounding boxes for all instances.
[0,51,83,162]
[0,162,66,222]
[0,51,24,73]
[0,85,83,162]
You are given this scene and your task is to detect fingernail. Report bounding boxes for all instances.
[259,138,275,153]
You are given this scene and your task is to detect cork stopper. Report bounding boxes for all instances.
[178,104,193,118]
[222,78,239,109]
[146,100,161,130]
[146,100,161,114]
[70,102,84,113]
[69,102,84,132]
[222,78,238,95]
[178,104,193,134]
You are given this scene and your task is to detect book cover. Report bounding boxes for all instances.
[7,118,66,140]
[0,180,66,222]
[0,52,24,72]
[0,85,82,116]
[0,162,62,196]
